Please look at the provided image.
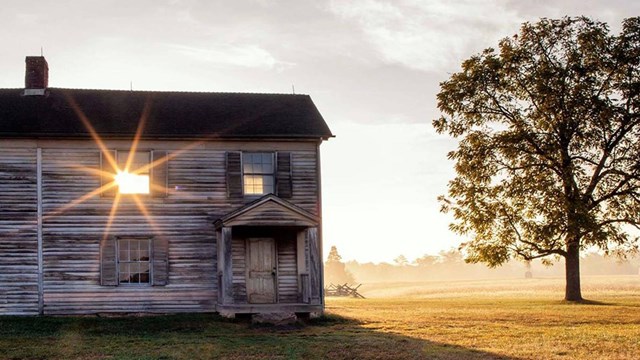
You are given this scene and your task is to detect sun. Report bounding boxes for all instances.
[114,171,150,194]
[45,93,206,242]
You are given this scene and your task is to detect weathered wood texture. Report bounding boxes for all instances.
[220,227,233,305]
[38,147,216,314]
[277,236,298,303]
[231,236,247,303]
[246,238,277,304]
[224,201,317,228]
[307,227,322,305]
[0,148,39,315]
[0,141,319,315]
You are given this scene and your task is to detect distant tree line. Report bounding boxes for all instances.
[325,246,640,284]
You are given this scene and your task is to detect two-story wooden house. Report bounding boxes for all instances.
[0,56,332,316]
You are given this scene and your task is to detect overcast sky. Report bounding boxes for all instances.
[1,1,638,263]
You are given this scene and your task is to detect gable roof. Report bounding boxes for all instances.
[214,194,319,228]
[0,88,333,140]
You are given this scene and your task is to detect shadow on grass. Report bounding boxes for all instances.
[0,313,521,360]
[562,299,614,306]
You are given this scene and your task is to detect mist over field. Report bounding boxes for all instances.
[325,248,640,288]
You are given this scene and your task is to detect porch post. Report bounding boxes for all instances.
[219,227,233,305]
[306,227,321,305]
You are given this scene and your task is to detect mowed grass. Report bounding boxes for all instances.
[0,276,639,359]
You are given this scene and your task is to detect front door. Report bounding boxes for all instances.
[246,238,276,304]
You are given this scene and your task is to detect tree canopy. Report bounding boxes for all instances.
[433,17,640,301]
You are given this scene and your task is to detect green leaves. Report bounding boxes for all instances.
[436,17,640,267]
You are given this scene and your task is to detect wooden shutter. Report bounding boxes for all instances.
[152,237,169,286]
[276,152,293,198]
[101,150,117,197]
[226,151,242,198]
[151,150,168,198]
[100,237,118,286]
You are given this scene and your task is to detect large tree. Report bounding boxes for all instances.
[434,17,640,301]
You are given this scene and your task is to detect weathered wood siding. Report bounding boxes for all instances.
[231,237,247,303]
[277,236,298,303]
[224,201,316,227]
[40,148,216,314]
[0,148,38,315]
[0,140,320,315]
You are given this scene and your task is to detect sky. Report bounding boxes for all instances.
[1,0,638,263]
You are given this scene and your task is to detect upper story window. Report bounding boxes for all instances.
[225,151,292,199]
[243,152,274,195]
[101,150,168,198]
[115,151,150,195]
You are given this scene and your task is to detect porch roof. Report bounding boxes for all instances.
[214,194,319,229]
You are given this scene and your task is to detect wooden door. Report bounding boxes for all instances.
[246,238,277,304]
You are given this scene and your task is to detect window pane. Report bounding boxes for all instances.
[119,240,129,261]
[118,151,149,174]
[262,154,273,173]
[243,161,252,173]
[119,263,130,283]
[140,247,149,261]
[139,263,150,283]
[262,176,274,194]
[244,175,260,195]
[242,153,274,174]
[130,263,139,283]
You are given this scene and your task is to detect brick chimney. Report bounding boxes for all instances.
[24,56,49,95]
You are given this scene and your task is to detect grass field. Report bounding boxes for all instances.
[0,276,639,359]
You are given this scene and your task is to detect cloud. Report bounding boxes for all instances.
[329,0,523,73]
[168,43,294,71]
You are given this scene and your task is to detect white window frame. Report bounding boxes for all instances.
[242,152,275,196]
[117,237,152,286]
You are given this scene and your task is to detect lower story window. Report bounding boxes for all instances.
[118,238,151,284]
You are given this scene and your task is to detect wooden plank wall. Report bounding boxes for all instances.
[0,148,39,315]
[231,238,247,303]
[41,148,217,314]
[0,141,319,315]
[277,237,298,303]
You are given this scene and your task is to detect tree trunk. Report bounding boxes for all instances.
[564,241,582,301]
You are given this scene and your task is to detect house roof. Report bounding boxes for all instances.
[214,194,319,229]
[0,88,333,140]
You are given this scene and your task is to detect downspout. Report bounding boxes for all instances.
[316,140,325,310]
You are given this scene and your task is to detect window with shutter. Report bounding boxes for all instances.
[100,236,169,286]
[101,149,169,197]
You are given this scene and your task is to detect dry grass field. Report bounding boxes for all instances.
[330,275,640,359]
[0,276,638,359]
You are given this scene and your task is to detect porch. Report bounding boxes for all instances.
[214,195,323,317]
